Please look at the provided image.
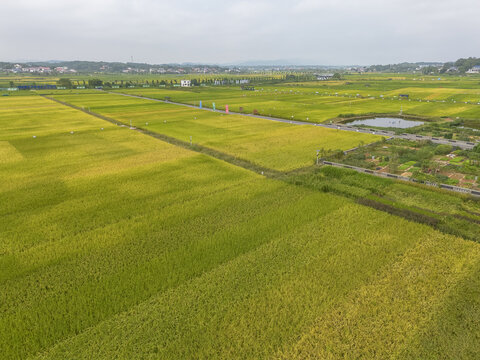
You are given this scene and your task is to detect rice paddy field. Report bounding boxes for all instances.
[109,75,480,123]
[2,90,480,359]
[48,92,380,171]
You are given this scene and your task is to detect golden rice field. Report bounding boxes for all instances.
[2,95,480,359]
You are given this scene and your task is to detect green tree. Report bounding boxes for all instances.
[422,66,438,75]
[88,78,103,88]
[57,78,72,88]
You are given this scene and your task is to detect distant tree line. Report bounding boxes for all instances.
[367,58,480,74]
[440,57,480,74]
[55,75,317,89]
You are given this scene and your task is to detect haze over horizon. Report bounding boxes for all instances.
[1,0,479,65]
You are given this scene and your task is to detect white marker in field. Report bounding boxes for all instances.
[33,135,36,138]
[70,131,74,134]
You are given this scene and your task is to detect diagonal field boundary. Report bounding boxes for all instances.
[40,94,480,241]
[40,95,284,178]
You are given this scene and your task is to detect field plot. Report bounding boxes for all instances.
[2,95,480,360]
[50,92,380,170]
[111,80,480,123]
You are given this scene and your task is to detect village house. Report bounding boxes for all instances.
[466,65,480,74]
[317,74,334,81]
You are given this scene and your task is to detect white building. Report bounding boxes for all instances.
[181,80,191,87]
[466,66,480,74]
[446,66,458,73]
[317,74,334,81]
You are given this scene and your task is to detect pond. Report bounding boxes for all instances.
[345,117,424,129]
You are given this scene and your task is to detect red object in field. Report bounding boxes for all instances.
[225,105,229,114]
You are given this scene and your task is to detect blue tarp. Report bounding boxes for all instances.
[17,85,57,90]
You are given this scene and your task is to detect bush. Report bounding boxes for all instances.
[435,144,453,155]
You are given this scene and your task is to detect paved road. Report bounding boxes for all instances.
[106,91,479,150]
[321,124,477,150]
[323,160,480,197]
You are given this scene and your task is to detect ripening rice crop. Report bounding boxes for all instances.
[2,95,480,360]
[50,92,380,170]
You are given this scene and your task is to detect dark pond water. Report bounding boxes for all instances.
[346,117,424,129]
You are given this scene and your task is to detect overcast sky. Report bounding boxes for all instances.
[1,0,479,65]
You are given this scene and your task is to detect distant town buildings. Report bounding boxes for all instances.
[13,64,51,73]
[150,68,166,73]
[346,67,366,73]
[54,66,76,73]
[7,64,77,74]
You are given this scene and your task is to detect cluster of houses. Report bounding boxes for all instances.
[123,67,192,74]
[54,66,76,74]
[445,65,480,74]
[6,64,77,74]
[177,67,219,74]
[121,67,221,74]
[346,67,367,73]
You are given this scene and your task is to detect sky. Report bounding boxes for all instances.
[1,0,479,65]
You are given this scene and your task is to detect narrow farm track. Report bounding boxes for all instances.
[40,95,283,178]
[107,90,479,150]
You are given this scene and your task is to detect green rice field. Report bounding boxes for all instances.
[49,92,380,171]
[107,75,480,123]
